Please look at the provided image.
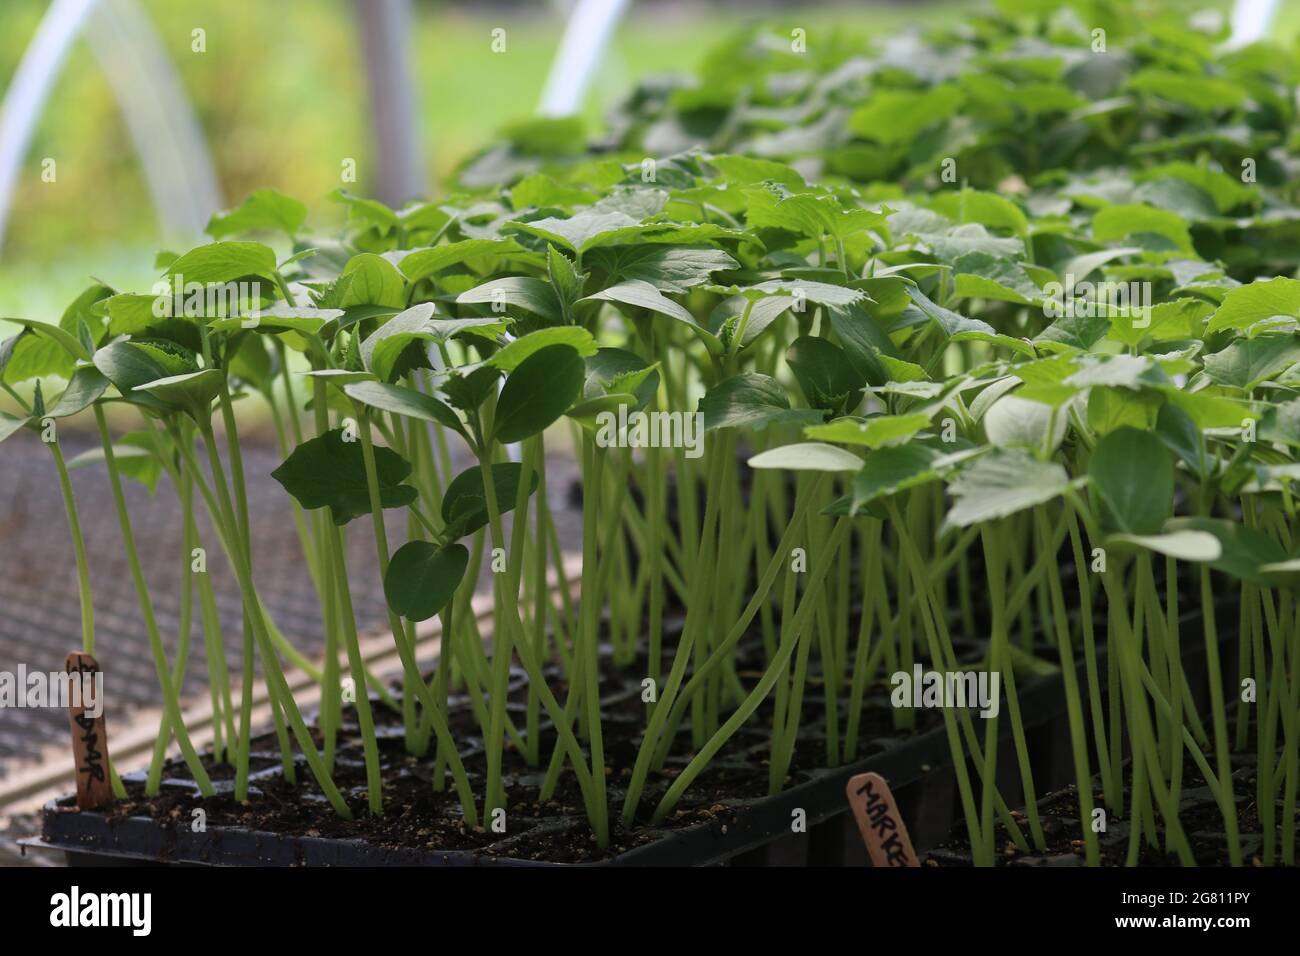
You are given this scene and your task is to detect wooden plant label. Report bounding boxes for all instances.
[846,772,918,867]
[65,652,113,810]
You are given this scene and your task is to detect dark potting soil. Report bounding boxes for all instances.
[87,629,954,864]
[924,750,1290,867]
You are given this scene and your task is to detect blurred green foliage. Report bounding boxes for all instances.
[0,0,1276,322]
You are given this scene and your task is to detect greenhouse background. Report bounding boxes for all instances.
[5,0,1297,318]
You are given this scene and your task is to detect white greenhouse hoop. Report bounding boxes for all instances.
[0,0,222,251]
